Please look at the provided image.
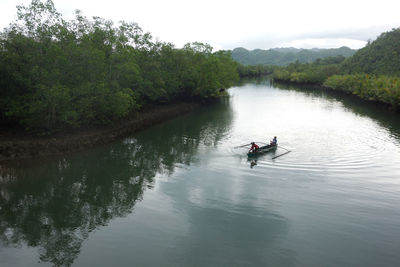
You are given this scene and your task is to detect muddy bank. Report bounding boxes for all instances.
[0,102,200,162]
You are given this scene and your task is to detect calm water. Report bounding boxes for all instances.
[1,78,400,267]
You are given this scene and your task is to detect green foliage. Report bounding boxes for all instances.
[342,28,400,76]
[232,47,356,66]
[0,0,238,133]
[272,56,345,84]
[237,64,275,77]
[271,28,400,107]
[324,74,400,107]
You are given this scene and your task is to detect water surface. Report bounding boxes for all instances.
[1,78,400,266]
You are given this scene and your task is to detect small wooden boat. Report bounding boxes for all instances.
[247,144,277,157]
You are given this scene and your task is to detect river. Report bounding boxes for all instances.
[1,78,400,266]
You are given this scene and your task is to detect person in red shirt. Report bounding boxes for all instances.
[249,142,259,153]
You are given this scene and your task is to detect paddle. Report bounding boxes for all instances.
[272,150,291,159]
[277,145,289,151]
[272,145,291,159]
[234,143,251,148]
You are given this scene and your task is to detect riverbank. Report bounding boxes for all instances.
[0,102,200,162]
[273,78,319,87]
[273,76,400,111]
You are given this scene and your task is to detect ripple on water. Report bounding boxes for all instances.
[229,142,390,175]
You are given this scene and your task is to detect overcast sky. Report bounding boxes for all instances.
[1,0,400,51]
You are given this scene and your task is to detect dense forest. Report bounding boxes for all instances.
[0,0,239,134]
[232,46,356,66]
[272,28,400,108]
[1,1,398,135]
[273,56,345,84]
[236,64,275,78]
[341,28,400,76]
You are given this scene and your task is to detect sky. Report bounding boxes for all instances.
[1,0,400,51]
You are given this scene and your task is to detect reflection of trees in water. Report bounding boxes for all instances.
[0,99,233,266]
[273,81,400,141]
[0,147,150,266]
[237,76,273,86]
[179,206,294,266]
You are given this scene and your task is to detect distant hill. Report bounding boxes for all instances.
[232,46,357,66]
[342,28,400,76]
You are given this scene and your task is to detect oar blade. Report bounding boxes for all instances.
[234,143,251,148]
[272,150,291,159]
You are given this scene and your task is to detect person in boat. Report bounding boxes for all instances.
[249,142,259,153]
[270,136,277,146]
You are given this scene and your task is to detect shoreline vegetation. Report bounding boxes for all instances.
[0,101,200,162]
[273,67,400,110]
[270,28,400,109]
[1,1,399,161]
[0,0,239,135]
[0,0,239,161]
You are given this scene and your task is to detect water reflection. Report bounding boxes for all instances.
[154,153,295,265]
[0,99,233,266]
[273,81,400,143]
[179,206,293,266]
[2,80,400,266]
[237,77,273,87]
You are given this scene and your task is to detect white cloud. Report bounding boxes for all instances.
[1,0,399,50]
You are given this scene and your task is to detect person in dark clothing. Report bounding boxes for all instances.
[270,136,277,146]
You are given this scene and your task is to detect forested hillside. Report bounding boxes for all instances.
[272,27,400,108]
[342,28,400,76]
[232,46,356,66]
[0,0,239,134]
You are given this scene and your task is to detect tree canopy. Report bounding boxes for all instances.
[270,27,400,108]
[0,0,239,134]
[341,28,400,76]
